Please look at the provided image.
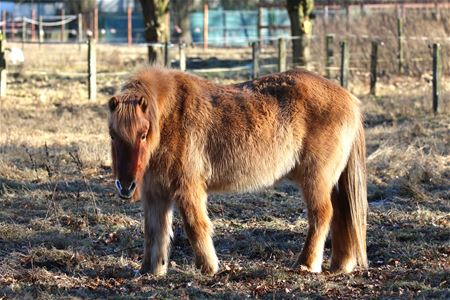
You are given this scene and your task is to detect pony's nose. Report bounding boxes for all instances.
[115,179,137,199]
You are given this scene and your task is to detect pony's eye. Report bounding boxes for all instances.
[141,134,146,141]
[110,134,114,140]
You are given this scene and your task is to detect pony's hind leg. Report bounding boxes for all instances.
[292,172,333,273]
[176,184,219,275]
[141,187,173,276]
[330,187,357,273]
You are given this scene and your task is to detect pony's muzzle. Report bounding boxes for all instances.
[115,179,137,199]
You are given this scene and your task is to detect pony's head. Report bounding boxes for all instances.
[108,91,159,200]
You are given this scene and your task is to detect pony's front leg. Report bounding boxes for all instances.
[176,185,219,275]
[141,189,173,276]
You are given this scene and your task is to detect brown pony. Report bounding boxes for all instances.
[108,67,368,276]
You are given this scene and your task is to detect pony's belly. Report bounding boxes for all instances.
[207,145,299,193]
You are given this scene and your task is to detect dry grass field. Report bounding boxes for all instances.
[0,42,449,299]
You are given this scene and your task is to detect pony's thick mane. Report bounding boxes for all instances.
[110,96,141,143]
[110,72,161,143]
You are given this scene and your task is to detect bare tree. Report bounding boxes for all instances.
[287,0,314,67]
[171,0,194,43]
[139,0,170,64]
[64,0,96,40]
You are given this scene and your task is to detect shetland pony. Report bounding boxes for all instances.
[108,67,368,276]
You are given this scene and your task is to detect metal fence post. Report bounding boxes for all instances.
[252,41,260,79]
[88,37,96,101]
[432,43,441,114]
[278,37,286,73]
[370,40,379,96]
[340,40,349,89]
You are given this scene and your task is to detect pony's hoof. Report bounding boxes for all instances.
[292,256,322,273]
[140,263,167,277]
[196,260,219,275]
[295,264,322,273]
[196,254,219,275]
[330,261,356,274]
[293,259,322,273]
[200,263,219,275]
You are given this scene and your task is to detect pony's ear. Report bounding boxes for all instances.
[109,96,119,112]
[138,96,148,113]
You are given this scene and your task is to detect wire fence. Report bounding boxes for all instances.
[2,29,448,114]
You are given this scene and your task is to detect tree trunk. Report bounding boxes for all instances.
[65,0,96,14]
[139,0,170,64]
[287,0,314,67]
[172,0,193,43]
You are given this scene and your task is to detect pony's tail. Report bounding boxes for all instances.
[333,121,368,269]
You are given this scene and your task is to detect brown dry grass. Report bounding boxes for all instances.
[1,30,449,300]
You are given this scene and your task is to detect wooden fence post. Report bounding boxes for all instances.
[203,3,208,50]
[38,16,44,44]
[340,40,349,88]
[370,40,379,96]
[164,41,170,67]
[61,9,65,42]
[0,37,6,97]
[432,43,441,114]
[31,9,36,41]
[127,6,132,46]
[252,41,260,79]
[77,14,83,43]
[278,37,286,72]
[88,37,96,101]
[93,7,98,40]
[179,43,186,71]
[325,34,334,79]
[22,17,26,44]
[397,17,404,74]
